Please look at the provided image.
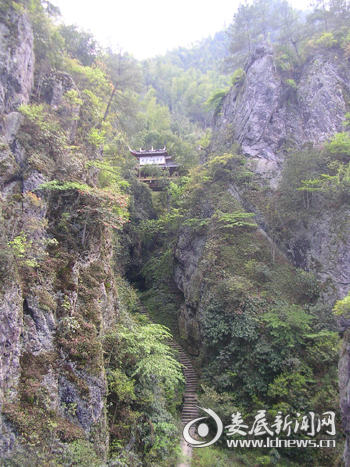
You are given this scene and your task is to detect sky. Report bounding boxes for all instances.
[53,0,310,60]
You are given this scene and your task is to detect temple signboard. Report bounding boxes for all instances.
[139,155,166,165]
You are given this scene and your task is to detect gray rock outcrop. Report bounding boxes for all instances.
[173,44,350,464]
[0,8,34,113]
[212,45,350,300]
[215,45,350,188]
[0,5,112,463]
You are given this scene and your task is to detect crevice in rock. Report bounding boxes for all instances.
[23,298,35,320]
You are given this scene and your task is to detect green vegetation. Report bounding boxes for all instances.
[1,0,348,465]
[137,139,343,465]
[333,292,350,316]
[287,131,350,206]
[205,89,230,115]
[231,67,246,86]
[192,445,309,467]
[102,282,184,466]
[227,0,350,70]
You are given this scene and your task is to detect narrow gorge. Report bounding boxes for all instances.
[1,1,350,466]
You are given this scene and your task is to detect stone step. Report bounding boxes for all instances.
[138,301,199,459]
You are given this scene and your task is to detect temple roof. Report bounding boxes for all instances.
[129,147,167,157]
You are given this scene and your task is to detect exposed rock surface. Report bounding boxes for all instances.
[212,44,350,301]
[0,8,34,113]
[177,45,350,344]
[0,283,22,404]
[0,5,114,464]
[215,45,350,187]
[173,44,350,464]
[284,208,350,301]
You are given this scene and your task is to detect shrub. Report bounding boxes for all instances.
[286,78,297,89]
[315,32,337,48]
[325,132,350,161]
[231,68,246,86]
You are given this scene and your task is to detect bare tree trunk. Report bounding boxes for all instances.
[98,86,117,128]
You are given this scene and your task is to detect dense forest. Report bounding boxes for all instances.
[1,0,350,466]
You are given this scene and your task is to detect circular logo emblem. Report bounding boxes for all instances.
[183,406,223,447]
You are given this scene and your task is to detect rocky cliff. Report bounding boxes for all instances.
[0,7,119,464]
[214,45,350,300]
[172,44,350,464]
[175,43,350,337]
[215,44,349,187]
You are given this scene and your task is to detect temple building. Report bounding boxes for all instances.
[129,147,179,176]
[129,147,179,190]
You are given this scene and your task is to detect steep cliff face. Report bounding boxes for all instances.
[0,6,34,433]
[0,7,119,464]
[215,44,350,295]
[2,5,350,465]
[214,45,350,187]
[171,44,350,464]
[174,232,206,355]
[175,45,350,341]
[0,6,34,113]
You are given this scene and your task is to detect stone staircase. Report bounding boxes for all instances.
[166,339,199,426]
[137,304,198,466]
